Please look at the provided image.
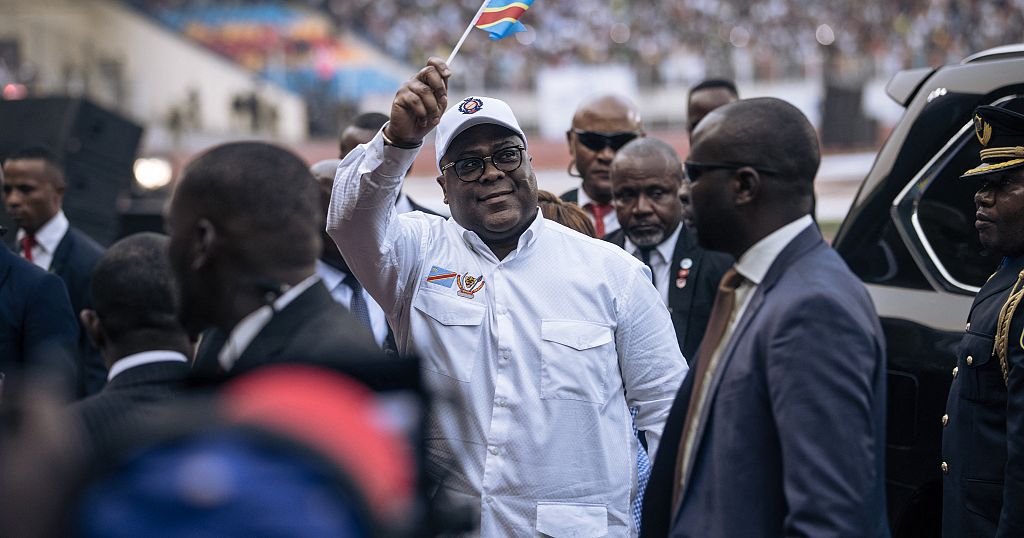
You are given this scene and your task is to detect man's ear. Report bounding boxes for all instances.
[565,130,577,158]
[80,309,105,350]
[733,167,761,206]
[435,175,448,204]
[192,218,218,270]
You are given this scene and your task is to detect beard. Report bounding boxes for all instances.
[628,226,666,248]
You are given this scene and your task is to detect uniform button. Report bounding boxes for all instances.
[942,414,949,426]
[966,322,971,331]
[496,397,506,407]
[489,446,499,455]
[941,461,949,474]
[952,366,959,378]
[486,496,495,504]
[967,355,974,366]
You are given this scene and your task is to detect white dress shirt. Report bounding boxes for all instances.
[625,223,682,306]
[217,275,320,372]
[576,186,621,237]
[107,350,189,382]
[679,214,814,488]
[16,210,68,270]
[316,260,390,347]
[328,130,687,537]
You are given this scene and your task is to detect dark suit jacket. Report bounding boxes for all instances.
[942,254,1024,537]
[50,226,106,396]
[0,245,78,381]
[69,359,190,453]
[606,227,733,362]
[643,225,888,538]
[559,187,579,204]
[192,281,384,380]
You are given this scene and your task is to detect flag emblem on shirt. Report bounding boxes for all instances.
[475,0,534,40]
[426,266,458,288]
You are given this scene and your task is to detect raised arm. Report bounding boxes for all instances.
[326,59,451,316]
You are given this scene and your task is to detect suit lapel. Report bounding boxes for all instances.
[234,283,332,368]
[681,225,824,497]
[49,230,72,278]
[668,227,701,327]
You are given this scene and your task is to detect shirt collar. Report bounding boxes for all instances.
[735,214,814,285]
[315,259,345,291]
[448,208,544,263]
[108,350,188,382]
[16,210,68,253]
[625,223,682,264]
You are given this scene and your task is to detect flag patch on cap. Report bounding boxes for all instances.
[426,266,458,287]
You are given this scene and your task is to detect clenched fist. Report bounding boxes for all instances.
[383,57,452,147]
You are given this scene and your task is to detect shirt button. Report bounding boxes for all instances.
[941,461,949,474]
[496,398,506,407]
[952,366,959,378]
[942,414,949,427]
[486,496,495,504]
[966,355,974,366]
[966,322,971,331]
[489,446,499,455]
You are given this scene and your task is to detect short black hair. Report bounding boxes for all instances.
[3,146,66,188]
[349,112,389,132]
[90,233,182,340]
[176,141,321,267]
[711,97,820,193]
[689,79,739,100]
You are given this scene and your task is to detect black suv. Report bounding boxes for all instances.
[833,44,1024,536]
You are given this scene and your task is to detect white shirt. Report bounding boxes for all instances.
[576,186,621,237]
[16,210,68,270]
[625,223,682,306]
[217,275,320,372]
[316,260,390,348]
[679,214,814,489]
[107,350,189,382]
[328,130,687,537]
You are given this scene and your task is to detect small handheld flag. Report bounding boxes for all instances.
[475,0,534,40]
[446,0,534,66]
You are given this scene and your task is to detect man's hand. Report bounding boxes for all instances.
[385,58,452,147]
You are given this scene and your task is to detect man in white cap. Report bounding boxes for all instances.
[327,58,686,536]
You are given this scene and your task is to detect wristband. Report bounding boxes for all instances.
[382,126,423,149]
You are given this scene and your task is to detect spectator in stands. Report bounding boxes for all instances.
[328,58,686,535]
[69,233,190,453]
[561,94,644,238]
[0,163,79,388]
[3,147,105,396]
[536,189,595,237]
[167,142,380,379]
[339,111,443,217]
[686,79,739,135]
[606,137,733,362]
[311,159,393,352]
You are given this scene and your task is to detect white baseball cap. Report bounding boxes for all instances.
[434,96,528,170]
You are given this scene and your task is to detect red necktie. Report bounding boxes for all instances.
[20,235,36,262]
[586,202,614,238]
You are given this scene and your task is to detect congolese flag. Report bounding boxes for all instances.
[475,0,534,40]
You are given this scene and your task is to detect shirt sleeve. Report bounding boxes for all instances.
[616,264,689,460]
[326,128,427,322]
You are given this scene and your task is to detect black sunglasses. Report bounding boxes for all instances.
[573,130,640,152]
[683,161,781,181]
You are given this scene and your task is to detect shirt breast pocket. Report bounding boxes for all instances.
[412,290,486,382]
[540,320,615,404]
[957,331,1006,404]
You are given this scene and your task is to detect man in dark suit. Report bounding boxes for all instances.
[340,112,441,217]
[642,98,888,537]
[941,105,1024,537]
[560,94,644,238]
[167,142,381,379]
[3,147,105,395]
[69,233,190,451]
[0,164,78,385]
[605,138,733,362]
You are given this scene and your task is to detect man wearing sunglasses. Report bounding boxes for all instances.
[561,94,645,238]
[642,97,887,537]
[327,59,686,536]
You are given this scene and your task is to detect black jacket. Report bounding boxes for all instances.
[50,226,106,395]
[605,226,734,363]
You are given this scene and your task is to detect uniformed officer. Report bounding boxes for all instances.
[942,105,1024,537]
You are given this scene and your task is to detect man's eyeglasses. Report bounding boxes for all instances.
[441,145,526,183]
[683,161,780,181]
[572,130,640,152]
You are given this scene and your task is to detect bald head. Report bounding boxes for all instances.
[572,94,643,131]
[611,138,684,184]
